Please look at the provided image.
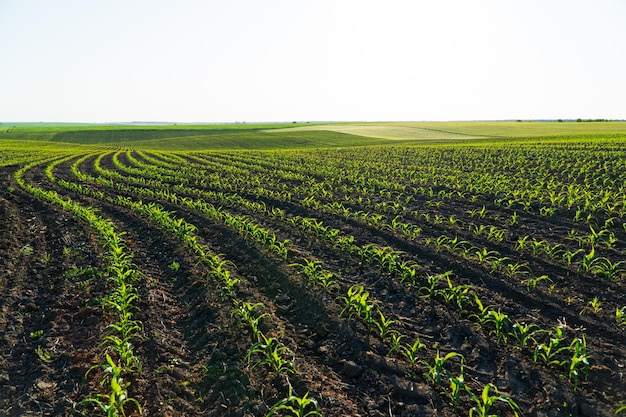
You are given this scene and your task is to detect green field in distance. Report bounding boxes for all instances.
[1,121,625,150]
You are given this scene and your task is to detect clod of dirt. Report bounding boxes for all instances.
[341,360,363,379]
[274,293,291,304]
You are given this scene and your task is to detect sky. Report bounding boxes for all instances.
[1,0,625,123]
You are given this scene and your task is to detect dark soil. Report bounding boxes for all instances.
[1,148,625,417]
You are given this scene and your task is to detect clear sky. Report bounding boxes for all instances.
[1,0,625,123]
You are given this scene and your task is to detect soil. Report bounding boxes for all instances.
[0,150,625,417]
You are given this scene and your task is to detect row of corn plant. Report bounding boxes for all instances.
[90,149,616,406]
[17,156,144,416]
[87,150,527,416]
[59,157,323,416]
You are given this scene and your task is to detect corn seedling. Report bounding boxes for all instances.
[468,383,521,417]
[266,388,322,417]
[475,248,499,265]
[504,262,530,278]
[543,243,565,259]
[290,259,338,291]
[515,235,530,252]
[617,306,626,327]
[540,206,556,217]
[398,262,418,287]
[484,309,511,344]
[562,249,584,266]
[470,224,488,238]
[488,256,510,273]
[20,244,34,257]
[82,353,142,417]
[400,337,425,369]
[444,236,470,253]
[511,322,540,350]
[35,345,51,363]
[522,274,552,292]
[246,333,296,375]
[370,309,400,342]
[387,333,404,357]
[436,276,472,315]
[567,335,589,391]
[232,301,268,341]
[529,239,547,256]
[30,329,44,340]
[468,294,493,327]
[422,351,464,387]
[448,373,469,411]
[486,225,505,242]
[467,205,488,219]
[433,235,449,253]
[418,271,450,300]
[592,258,626,281]
[534,326,567,367]
[339,285,375,324]
[580,296,602,315]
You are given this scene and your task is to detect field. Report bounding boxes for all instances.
[1,122,626,416]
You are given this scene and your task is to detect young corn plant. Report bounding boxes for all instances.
[567,335,590,391]
[387,333,404,357]
[562,249,584,266]
[400,337,425,370]
[617,306,626,327]
[534,326,568,367]
[578,247,598,273]
[486,225,506,242]
[504,262,530,278]
[511,322,540,350]
[592,258,626,281]
[488,256,510,274]
[83,353,142,417]
[529,239,547,256]
[370,308,400,342]
[467,205,488,219]
[289,259,338,291]
[468,383,521,417]
[422,351,464,388]
[522,274,552,292]
[448,372,469,412]
[246,333,296,376]
[475,248,499,265]
[468,294,493,328]
[436,276,472,315]
[339,285,375,324]
[398,262,418,287]
[418,271,451,300]
[205,257,238,296]
[515,235,530,252]
[543,243,566,260]
[232,301,268,342]
[580,296,603,315]
[444,236,470,254]
[101,317,142,373]
[35,345,51,363]
[484,309,512,344]
[266,388,322,417]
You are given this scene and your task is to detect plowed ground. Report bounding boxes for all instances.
[1,149,625,417]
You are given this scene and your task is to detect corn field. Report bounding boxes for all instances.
[1,139,625,416]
